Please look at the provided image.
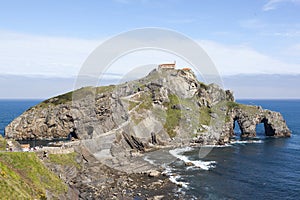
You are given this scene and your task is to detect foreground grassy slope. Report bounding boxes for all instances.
[0,152,67,199]
[0,136,6,151]
[49,152,81,170]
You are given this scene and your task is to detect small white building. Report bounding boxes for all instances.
[158,61,176,69]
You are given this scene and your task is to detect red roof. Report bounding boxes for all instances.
[159,63,175,66]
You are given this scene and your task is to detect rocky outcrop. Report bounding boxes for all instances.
[39,145,182,200]
[5,104,75,140]
[5,67,291,162]
[223,105,291,138]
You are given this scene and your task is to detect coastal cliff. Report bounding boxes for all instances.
[5,67,291,159]
[3,67,292,198]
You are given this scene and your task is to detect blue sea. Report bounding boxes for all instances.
[145,100,300,200]
[0,99,299,199]
[0,99,42,136]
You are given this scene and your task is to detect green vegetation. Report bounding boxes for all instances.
[130,114,144,125]
[239,104,260,117]
[49,152,81,170]
[226,101,240,110]
[198,81,208,90]
[0,136,6,151]
[35,85,116,109]
[36,90,74,108]
[128,91,153,125]
[96,85,115,94]
[134,82,146,92]
[0,152,67,199]
[137,92,153,111]
[199,107,212,126]
[128,101,140,111]
[225,101,240,122]
[224,101,260,122]
[226,101,258,114]
[164,94,181,138]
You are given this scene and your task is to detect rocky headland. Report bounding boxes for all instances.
[4,66,291,199]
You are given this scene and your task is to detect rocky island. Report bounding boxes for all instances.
[3,65,291,199]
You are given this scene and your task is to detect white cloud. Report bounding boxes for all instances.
[260,30,300,37]
[199,40,300,75]
[273,31,300,37]
[0,30,101,77]
[263,0,283,11]
[0,30,299,80]
[263,0,300,11]
[283,43,300,58]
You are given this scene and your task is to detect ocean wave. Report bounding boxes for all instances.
[230,140,263,144]
[169,174,189,188]
[169,147,216,170]
[202,144,232,148]
[162,166,189,189]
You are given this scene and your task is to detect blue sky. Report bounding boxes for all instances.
[0,0,299,98]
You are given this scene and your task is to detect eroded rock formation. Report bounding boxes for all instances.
[224,105,291,138]
[5,67,291,164]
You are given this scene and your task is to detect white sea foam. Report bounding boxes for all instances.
[230,140,263,144]
[169,174,189,188]
[144,147,217,191]
[162,166,189,189]
[202,144,232,148]
[186,166,196,170]
[169,147,216,170]
[162,165,172,174]
[169,146,194,155]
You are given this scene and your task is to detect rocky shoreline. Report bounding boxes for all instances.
[36,142,190,200]
[37,137,262,199]
[4,66,291,199]
[2,135,285,199]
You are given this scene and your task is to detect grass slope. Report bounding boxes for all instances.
[49,152,81,170]
[0,136,6,151]
[164,94,181,138]
[35,85,115,108]
[0,152,67,199]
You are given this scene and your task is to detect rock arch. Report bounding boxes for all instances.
[225,106,291,138]
[259,117,275,136]
[232,117,242,136]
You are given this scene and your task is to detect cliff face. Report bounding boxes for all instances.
[5,68,291,159]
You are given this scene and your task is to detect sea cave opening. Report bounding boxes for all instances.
[68,131,78,140]
[255,123,265,137]
[233,120,242,138]
[259,118,276,137]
